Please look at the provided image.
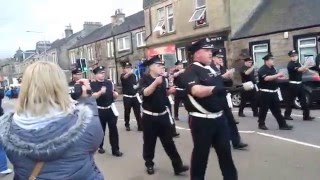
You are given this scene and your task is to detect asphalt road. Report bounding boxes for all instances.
[2,98,320,180]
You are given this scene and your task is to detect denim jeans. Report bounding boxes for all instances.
[0,143,8,171]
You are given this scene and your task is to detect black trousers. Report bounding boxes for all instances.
[98,108,120,152]
[223,107,241,146]
[174,95,182,118]
[167,104,178,135]
[239,90,259,115]
[284,84,309,119]
[189,115,237,180]
[123,96,142,129]
[258,92,287,127]
[142,113,182,169]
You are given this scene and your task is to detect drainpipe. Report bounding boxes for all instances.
[112,27,119,84]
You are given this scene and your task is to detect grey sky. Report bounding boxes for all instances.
[0,0,143,58]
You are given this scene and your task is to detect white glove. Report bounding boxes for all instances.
[242,81,254,91]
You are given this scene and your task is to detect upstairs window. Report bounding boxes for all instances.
[117,36,130,51]
[153,5,175,35]
[136,31,146,47]
[189,0,207,27]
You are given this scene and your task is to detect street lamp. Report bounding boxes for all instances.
[26,30,48,61]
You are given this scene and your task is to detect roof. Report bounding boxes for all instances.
[69,10,145,50]
[232,0,320,40]
[143,0,165,9]
[47,31,81,51]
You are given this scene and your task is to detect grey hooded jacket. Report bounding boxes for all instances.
[0,96,104,180]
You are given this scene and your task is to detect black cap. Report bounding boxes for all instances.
[71,67,82,74]
[262,53,274,61]
[288,50,298,57]
[92,66,105,74]
[243,56,253,61]
[175,61,183,66]
[187,38,214,54]
[143,55,165,67]
[122,61,132,68]
[212,49,224,58]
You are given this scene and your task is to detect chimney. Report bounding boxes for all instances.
[111,9,125,26]
[65,24,73,38]
[83,22,103,33]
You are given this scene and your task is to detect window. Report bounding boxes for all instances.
[107,40,114,58]
[297,37,317,65]
[70,52,76,64]
[166,5,174,32]
[136,31,146,47]
[153,5,175,34]
[153,7,166,32]
[117,36,130,51]
[252,44,269,68]
[189,0,207,26]
[52,52,57,63]
[177,47,187,62]
[109,67,117,85]
[87,47,94,61]
[80,50,83,58]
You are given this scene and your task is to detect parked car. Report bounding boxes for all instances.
[231,67,320,109]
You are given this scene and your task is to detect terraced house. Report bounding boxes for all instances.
[143,0,320,72]
[68,10,145,84]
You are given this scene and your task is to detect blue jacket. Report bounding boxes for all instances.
[0,97,104,180]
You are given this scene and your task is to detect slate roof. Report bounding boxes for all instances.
[47,31,81,51]
[69,10,145,50]
[232,0,320,40]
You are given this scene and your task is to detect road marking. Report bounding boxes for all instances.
[256,132,320,149]
[117,116,320,149]
[231,110,320,119]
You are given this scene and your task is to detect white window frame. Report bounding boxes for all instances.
[189,0,206,22]
[70,51,75,64]
[136,31,146,47]
[166,4,175,33]
[117,36,130,51]
[52,52,57,63]
[153,7,166,32]
[80,50,83,59]
[252,43,269,66]
[297,37,317,64]
[177,47,186,62]
[87,47,94,61]
[109,68,117,85]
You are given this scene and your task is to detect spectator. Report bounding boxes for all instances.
[0,61,104,179]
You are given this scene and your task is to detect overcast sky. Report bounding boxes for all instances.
[0,0,143,58]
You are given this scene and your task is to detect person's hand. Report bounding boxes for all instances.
[113,91,119,99]
[100,86,107,94]
[277,72,285,78]
[167,86,176,94]
[154,76,163,85]
[77,79,91,90]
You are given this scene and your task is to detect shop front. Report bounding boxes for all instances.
[146,44,177,69]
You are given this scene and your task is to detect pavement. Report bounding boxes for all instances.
[2,98,320,180]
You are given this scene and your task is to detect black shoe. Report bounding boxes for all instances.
[253,113,259,117]
[98,148,105,154]
[238,113,246,117]
[174,165,189,175]
[233,142,248,150]
[259,124,268,130]
[112,151,123,157]
[303,117,315,121]
[173,133,180,138]
[146,166,154,175]
[126,126,131,131]
[138,127,143,131]
[284,116,293,120]
[279,124,293,130]
[174,117,179,121]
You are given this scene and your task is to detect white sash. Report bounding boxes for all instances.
[111,103,119,117]
[168,95,174,105]
[226,93,233,108]
[136,93,142,103]
[277,88,283,101]
[166,106,174,125]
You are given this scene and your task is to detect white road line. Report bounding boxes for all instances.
[256,132,320,149]
[118,117,320,149]
[231,110,320,119]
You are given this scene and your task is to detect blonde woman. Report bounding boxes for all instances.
[0,61,104,179]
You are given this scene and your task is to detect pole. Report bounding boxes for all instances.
[112,27,119,84]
